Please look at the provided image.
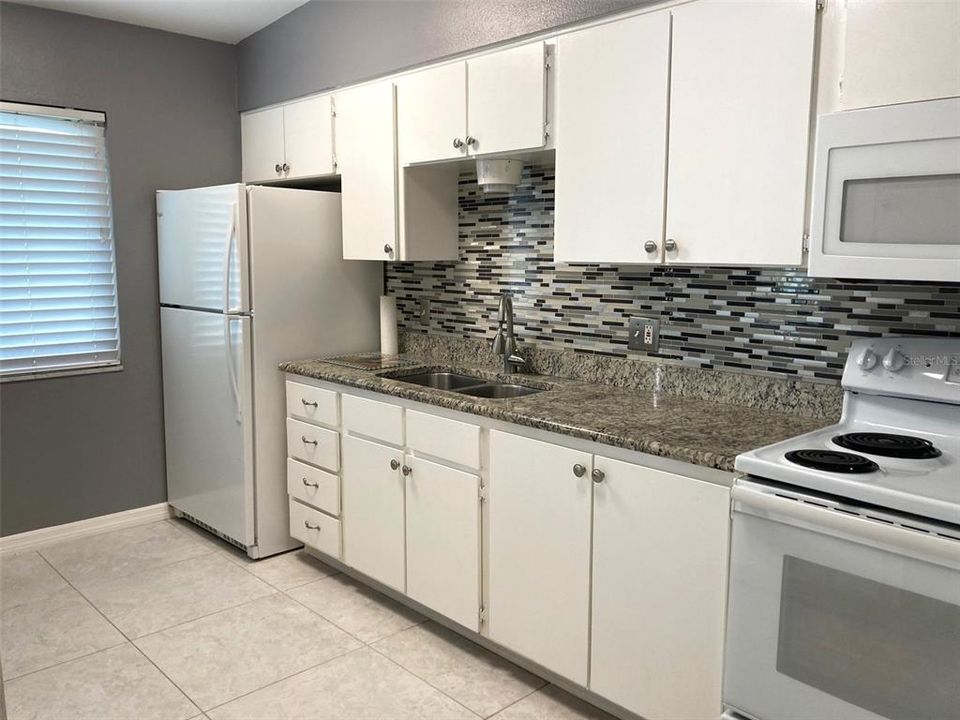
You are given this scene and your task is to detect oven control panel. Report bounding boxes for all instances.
[844,337,960,403]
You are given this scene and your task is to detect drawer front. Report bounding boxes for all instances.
[287,458,340,515]
[406,409,481,469]
[287,418,339,471]
[289,499,341,559]
[341,393,404,445]
[286,381,338,426]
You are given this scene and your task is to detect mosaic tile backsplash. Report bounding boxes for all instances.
[386,166,960,384]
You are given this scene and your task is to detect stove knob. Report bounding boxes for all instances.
[882,348,906,372]
[857,349,878,371]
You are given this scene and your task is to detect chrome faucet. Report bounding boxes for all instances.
[491,292,526,373]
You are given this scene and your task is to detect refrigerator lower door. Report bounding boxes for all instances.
[157,183,250,313]
[160,307,254,546]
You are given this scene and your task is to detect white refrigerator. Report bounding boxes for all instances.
[157,184,381,558]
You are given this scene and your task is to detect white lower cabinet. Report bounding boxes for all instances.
[590,456,730,720]
[289,499,341,559]
[404,455,481,631]
[487,430,593,685]
[341,434,406,591]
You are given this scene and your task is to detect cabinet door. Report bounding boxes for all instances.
[283,95,334,178]
[666,0,815,266]
[467,42,546,156]
[341,435,405,590]
[405,455,480,631]
[591,456,730,720]
[487,431,592,685]
[554,12,670,263]
[241,107,284,183]
[397,62,467,165]
[336,81,398,261]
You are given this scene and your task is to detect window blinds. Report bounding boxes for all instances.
[0,104,121,378]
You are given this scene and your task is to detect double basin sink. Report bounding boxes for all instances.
[389,371,544,399]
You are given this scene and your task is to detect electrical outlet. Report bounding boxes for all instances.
[419,298,431,326]
[628,317,660,352]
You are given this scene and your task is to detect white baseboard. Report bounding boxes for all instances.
[1,502,173,556]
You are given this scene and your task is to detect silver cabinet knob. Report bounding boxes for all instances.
[572,463,586,478]
[302,477,319,488]
[300,399,318,408]
[384,244,393,255]
[281,163,290,173]
[301,436,318,446]
[304,520,321,530]
[275,163,282,174]
[464,136,477,147]
[644,240,658,253]
[592,468,605,483]
[401,464,412,477]
[664,238,677,252]
[390,459,400,471]
[453,138,464,149]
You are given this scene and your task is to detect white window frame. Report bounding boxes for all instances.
[0,101,123,382]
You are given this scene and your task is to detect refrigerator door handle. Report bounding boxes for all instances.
[224,316,242,424]
[222,202,239,313]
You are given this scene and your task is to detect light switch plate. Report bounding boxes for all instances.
[628,317,660,351]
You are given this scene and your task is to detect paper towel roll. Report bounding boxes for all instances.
[380,295,398,355]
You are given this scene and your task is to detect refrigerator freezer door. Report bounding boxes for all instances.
[157,184,250,313]
[161,306,255,546]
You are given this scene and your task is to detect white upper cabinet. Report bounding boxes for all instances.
[241,107,284,183]
[241,96,335,183]
[466,42,547,156]
[554,11,670,263]
[398,41,547,165]
[336,81,399,261]
[665,0,816,266]
[590,457,730,720]
[397,62,467,165]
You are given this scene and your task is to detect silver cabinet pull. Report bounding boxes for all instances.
[452,138,464,149]
[301,436,318,446]
[592,468,606,483]
[275,163,282,174]
[301,399,318,408]
[302,477,319,488]
[304,520,321,531]
[465,136,477,147]
[664,238,677,252]
[390,459,400,471]
[644,240,658,253]
[384,244,393,255]
[401,464,412,477]
[572,463,586,478]
[281,163,290,173]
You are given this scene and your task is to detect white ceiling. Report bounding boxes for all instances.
[16,0,311,44]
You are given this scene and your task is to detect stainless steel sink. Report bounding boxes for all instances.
[457,383,543,399]
[393,371,487,390]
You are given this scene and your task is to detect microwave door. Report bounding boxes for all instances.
[724,485,960,720]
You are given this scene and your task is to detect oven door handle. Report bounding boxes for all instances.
[732,484,960,570]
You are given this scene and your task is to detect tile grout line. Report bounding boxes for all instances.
[128,642,203,716]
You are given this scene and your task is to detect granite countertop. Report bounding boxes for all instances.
[280,356,830,473]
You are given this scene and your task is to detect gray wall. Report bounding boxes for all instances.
[238,0,650,110]
[0,3,240,535]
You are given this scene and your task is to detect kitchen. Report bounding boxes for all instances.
[0,1,958,719]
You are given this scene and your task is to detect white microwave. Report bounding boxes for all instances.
[808,97,960,282]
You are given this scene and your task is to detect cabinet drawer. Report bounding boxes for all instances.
[341,393,403,445]
[286,418,339,471]
[406,409,480,469]
[289,499,341,559]
[287,458,340,516]
[286,381,338,426]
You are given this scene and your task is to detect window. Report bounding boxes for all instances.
[0,102,121,379]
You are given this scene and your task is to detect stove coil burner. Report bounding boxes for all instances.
[833,432,942,460]
[785,449,880,474]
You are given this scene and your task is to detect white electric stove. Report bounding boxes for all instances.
[724,337,960,720]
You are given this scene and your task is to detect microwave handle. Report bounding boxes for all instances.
[732,484,960,570]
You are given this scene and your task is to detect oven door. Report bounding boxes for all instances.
[724,482,960,720]
[808,97,960,282]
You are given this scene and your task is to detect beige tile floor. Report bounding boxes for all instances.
[0,519,617,720]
